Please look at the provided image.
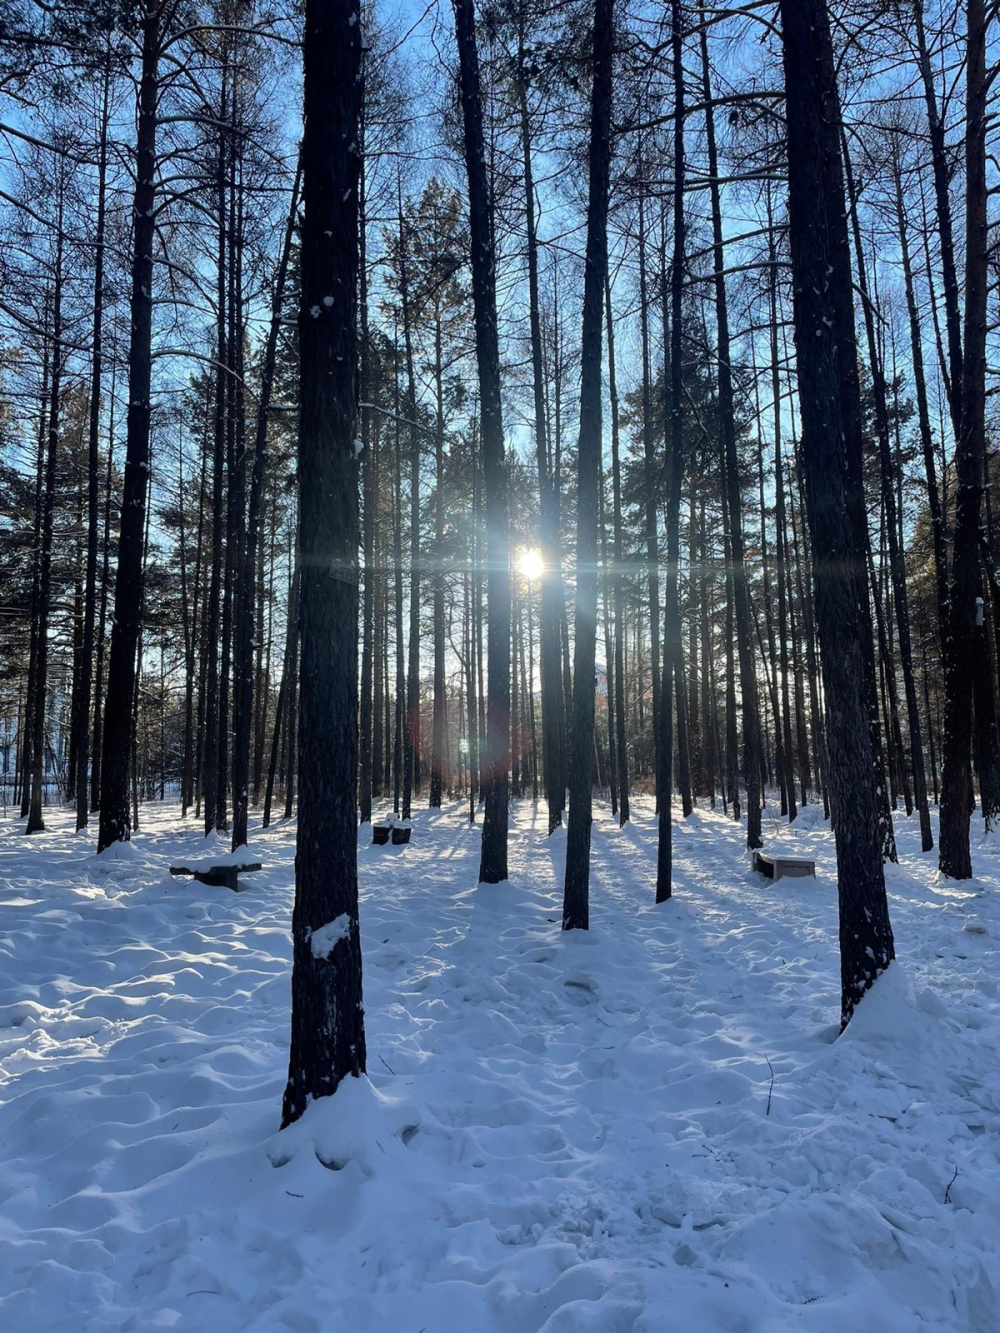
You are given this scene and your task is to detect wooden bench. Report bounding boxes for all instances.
[752,851,816,883]
[169,861,262,893]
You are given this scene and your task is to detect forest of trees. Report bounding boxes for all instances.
[0,0,997,1115]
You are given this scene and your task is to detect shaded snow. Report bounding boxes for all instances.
[0,798,998,1331]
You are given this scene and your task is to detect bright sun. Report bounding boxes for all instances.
[518,547,544,581]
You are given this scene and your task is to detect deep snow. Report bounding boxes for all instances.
[0,796,998,1332]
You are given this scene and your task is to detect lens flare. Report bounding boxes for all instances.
[518,548,544,580]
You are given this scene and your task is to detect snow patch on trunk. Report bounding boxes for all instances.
[309,914,351,958]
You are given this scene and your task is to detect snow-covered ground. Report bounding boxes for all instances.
[0,796,998,1332]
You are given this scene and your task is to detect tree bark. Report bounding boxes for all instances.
[656,0,687,903]
[605,275,630,824]
[97,8,160,851]
[842,136,932,852]
[75,57,111,833]
[701,22,762,849]
[561,0,613,931]
[358,112,376,825]
[778,0,895,1025]
[232,158,301,849]
[939,0,995,873]
[26,188,65,835]
[452,0,511,883]
[281,0,367,1127]
[518,31,563,833]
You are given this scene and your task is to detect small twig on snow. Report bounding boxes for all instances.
[945,1166,959,1204]
[765,1056,775,1116]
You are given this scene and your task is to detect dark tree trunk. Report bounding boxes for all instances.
[177,437,193,813]
[527,575,539,800]
[231,160,301,849]
[698,498,714,806]
[26,193,65,836]
[397,189,421,823]
[465,564,478,819]
[767,201,798,822]
[599,452,617,817]
[637,197,661,794]
[701,24,762,849]
[251,485,270,807]
[429,312,446,809]
[754,355,786,814]
[792,450,829,817]
[518,32,563,834]
[392,332,406,815]
[91,381,115,813]
[263,554,297,831]
[281,0,367,1127]
[75,58,111,833]
[203,80,228,840]
[183,426,207,816]
[21,324,49,820]
[656,0,687,903]
[216,135,243,837]
[605,276,630,824]
[912,0,962,438]
[939,0,994,873]
[452,0,511,883]
[785,496,813,805]
[358,118,376,825]
[283,538,300,822]
[561,0,613,931]
[778,0,894,1026]
[842,136,933,853]
[891,143,947,630]
[510,572,521,800]
[97,10,160,851]
[372,428,385,801]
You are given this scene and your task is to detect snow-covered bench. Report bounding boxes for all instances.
[372,814,411,846]
[752,851,815,883]
[168,860,262,893]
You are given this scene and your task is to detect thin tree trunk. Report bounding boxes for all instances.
[75,57,111,832]
[637,196,661,794]
[397,188,420,822]
[518,31,563,833]
[202,73,228,841]
[599,451,617,817]
[21,305,49,820]
[232,157,301,848]
[392,328,405,816]
[701,22,762,848]
[429,307,446,809]
[358,113,376,825]
[656,0,686,903]
[912,0,962,437]
[26,194,65,835]
[891,141,947,627]
[843,136,932,852]
[605,275,630,823]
